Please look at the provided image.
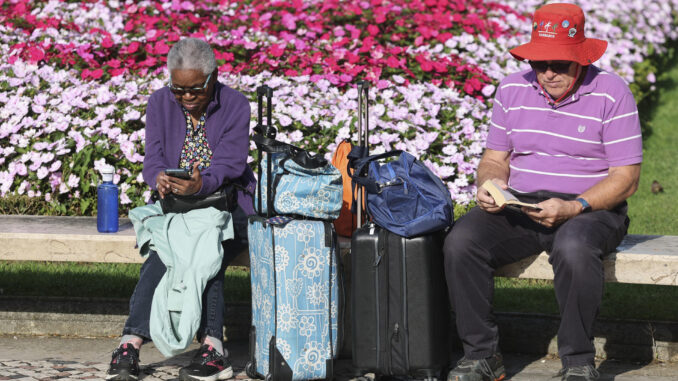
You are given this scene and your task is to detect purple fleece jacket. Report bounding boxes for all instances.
[143,82,256,215]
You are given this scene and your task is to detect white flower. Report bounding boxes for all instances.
[300,246,327,279]
[306,283,328,306]
[277,304,298,333]
[298,341,325,373]
[299,316,316,338]
[274,245,290,272]
[276,338,292,360]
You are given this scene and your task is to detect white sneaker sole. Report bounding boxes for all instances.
[105,372,138,381]
[182,366,233,381]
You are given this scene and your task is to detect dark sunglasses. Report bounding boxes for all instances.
[168,72,212,96]
[529,61,572,74]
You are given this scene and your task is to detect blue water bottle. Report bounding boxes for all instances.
[97,166,119,233]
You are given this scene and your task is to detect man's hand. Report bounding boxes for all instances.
[166,162,203,196]
[477,178,508,213]
[523,198,582,228]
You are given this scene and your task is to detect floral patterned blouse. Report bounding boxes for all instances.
[179,108,213,173]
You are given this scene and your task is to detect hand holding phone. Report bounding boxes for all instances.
[165,168,191,179]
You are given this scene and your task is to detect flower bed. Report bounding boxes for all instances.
[1,0,677,215]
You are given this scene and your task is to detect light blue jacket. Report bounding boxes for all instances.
[129,202,234,357]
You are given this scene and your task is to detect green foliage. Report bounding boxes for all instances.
[626,46,678,235]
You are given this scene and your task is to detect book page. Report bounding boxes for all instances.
[481,180,541,210]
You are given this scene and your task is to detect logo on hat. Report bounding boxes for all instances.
[562,20,570,28]
[568,25,577,38]
[538,20,557,38]
[533,22,538,30]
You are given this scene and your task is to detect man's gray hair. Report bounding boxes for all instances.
[167,38,216,75]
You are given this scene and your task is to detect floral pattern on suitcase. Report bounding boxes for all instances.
[249,218,340,380]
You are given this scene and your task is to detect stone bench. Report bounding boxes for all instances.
[1,215,677,286]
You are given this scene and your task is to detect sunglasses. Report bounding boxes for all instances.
[168,72,212,96]
[529,61,573,74]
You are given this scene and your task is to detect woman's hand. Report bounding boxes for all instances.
[166,161,203,196]
[155,172,172,199]
[477,178,507,213]
[523,198,582,228]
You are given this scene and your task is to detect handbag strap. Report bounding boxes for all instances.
[349,149,404,188]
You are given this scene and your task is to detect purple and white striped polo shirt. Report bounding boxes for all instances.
[486,65,643,195]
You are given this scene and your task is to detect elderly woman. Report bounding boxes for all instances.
[107,38,255,381]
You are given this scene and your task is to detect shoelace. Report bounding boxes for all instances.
[195,345,220,365]
[112,344,137,365]
[456,357,501,378]
[557,365,599,378]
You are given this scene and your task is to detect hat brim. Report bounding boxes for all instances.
[509,38,608,66]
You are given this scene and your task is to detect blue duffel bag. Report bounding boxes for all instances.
[349,148,454,237]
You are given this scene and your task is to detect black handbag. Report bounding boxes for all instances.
[151,184,238,214]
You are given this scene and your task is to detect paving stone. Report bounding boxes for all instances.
[1,336,678,380]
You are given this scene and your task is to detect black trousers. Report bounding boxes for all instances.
[443,191,629,367]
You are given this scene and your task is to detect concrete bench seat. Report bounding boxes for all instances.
[1,215,677,285]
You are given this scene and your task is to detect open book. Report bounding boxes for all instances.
[481,180,541,211]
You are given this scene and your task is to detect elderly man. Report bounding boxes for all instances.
[444,3,642,381]
[106,38,254,381]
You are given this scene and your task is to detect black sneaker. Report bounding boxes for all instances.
[106,343,140,380]
[447,353,506,381]
[179,344,233,381]
[557,364,599,380]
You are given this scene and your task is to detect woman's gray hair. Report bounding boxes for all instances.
[167,38,216,75]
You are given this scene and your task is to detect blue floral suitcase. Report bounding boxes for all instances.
[245,215,342,381]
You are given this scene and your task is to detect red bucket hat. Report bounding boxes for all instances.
[509,3,607,66]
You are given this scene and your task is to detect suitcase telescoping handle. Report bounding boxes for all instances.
[356,80,370,228]
[256,85,275,139]
[254,85,276,217]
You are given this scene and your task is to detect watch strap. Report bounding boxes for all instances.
[575,197,591,212]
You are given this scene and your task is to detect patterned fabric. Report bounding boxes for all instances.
[179,108,213,172]
[257,152,343,220]
[266,215,294,226]
[248,217,340,380]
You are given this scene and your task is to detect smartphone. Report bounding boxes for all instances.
[165,168,191,179]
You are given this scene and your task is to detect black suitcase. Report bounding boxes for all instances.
[351,222,450,379]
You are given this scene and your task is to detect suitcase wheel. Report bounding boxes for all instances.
[245,361,258,379]
[265,373,273,381]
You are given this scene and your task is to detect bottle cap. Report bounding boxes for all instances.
[101,165,114,182]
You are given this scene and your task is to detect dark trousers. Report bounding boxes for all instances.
[123,206,249,343]
[443,191,629,367]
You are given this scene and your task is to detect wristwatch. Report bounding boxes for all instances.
[575,197,592,213]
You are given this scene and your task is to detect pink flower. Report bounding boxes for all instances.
[270,44,285,58]
[155,40,170,55]
[90,69,104,79]
[127,42,140,54]
[28,46,45,63]
[386,56,401,68]
[281,13,297,30]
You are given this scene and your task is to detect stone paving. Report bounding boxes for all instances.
[1,335,678,380]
